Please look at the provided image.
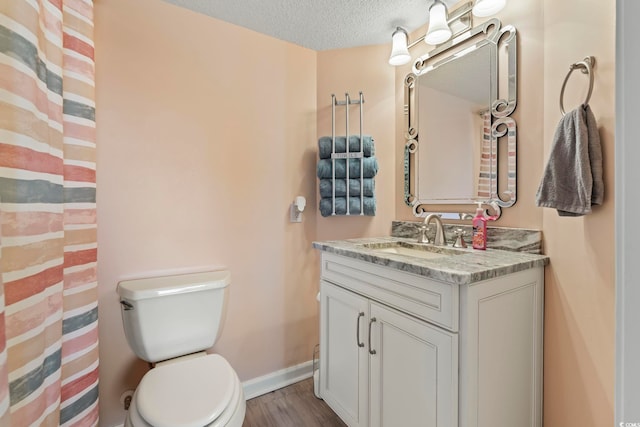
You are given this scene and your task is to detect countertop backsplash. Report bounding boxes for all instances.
[391,221,543,254]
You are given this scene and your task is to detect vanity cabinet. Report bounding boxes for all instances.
[319,252,544,427]
[321,281,457,427]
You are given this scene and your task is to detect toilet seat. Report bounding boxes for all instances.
[126,354,245,427]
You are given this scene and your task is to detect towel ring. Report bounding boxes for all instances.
[560,56,595,116]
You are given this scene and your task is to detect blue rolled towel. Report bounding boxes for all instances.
[317,157,378,179]
[319,197,376,217]
[319,179,375,198]
[318,136,375,159]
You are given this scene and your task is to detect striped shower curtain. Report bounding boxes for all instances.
[0,0,98,425]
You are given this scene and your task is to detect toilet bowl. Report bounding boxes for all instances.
[125,353,246,427]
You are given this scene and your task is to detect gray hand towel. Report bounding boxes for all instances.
[535,105,603,216]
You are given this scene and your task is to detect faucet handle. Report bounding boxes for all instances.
[418,225,431,244]
[452,228,467,248]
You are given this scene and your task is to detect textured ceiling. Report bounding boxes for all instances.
[161,0,460,51]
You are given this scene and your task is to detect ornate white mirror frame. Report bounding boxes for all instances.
[404,19,517,219]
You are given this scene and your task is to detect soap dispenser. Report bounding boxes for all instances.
[472,203,487,250]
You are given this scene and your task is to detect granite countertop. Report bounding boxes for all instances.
[313,236,549,285]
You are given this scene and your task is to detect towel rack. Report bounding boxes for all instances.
[330,92,365,215]
[560,56,595,116]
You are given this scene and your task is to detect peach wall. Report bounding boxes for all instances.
[94,0,318,425]
[542,1,615,426]
[316,45,398,240]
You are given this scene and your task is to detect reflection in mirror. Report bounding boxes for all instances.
[418,45,492,202]
[404,19,517,219]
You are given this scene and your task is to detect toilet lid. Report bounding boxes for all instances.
[136,354,235,427]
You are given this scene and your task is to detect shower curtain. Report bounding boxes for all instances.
[0,0,98,425]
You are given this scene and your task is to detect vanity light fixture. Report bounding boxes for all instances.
[388,0,507,66]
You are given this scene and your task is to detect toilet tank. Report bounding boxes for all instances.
[117,270,230,363]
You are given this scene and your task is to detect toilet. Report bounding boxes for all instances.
[117,270,246,427]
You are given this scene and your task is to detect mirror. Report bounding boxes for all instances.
[404,19,517,219]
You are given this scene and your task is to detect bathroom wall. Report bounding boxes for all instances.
[94,0,319,425]
[316,45,398,240]
[94,0,615,425]
[542,0,615,425]
[393,1,615,425]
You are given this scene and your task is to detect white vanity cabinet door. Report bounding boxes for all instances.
[320,280,369,427]
[368,302,458,427]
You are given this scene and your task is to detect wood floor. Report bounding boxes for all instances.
[242,378,346,427]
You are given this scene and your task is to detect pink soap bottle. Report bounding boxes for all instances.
[472,203,487,250]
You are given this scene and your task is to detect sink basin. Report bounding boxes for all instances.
[360,241,465,260]
[373,246,449,260]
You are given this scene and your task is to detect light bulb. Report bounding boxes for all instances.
[425,0,452,45]
[388,27,411,66]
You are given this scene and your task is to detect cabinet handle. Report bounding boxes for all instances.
[356,312,365,348]
[368,317,377,355]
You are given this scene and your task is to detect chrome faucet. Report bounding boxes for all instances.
[423,214,447,246]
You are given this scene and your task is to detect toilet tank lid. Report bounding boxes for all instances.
[117,270,230,301]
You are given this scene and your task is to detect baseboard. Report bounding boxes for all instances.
[242,360,314,400]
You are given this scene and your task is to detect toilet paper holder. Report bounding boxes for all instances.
[290,196,306,223]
